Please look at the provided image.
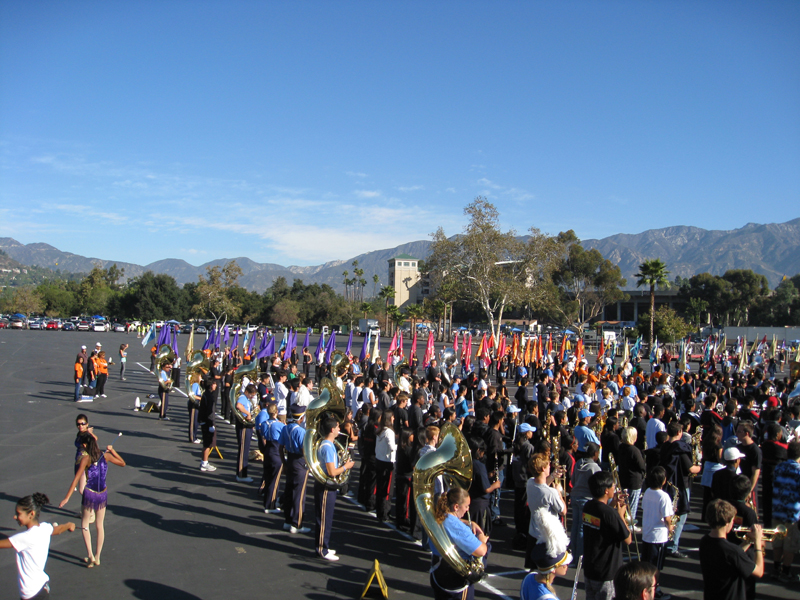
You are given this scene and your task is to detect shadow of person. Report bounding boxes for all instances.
[125,579,204,600]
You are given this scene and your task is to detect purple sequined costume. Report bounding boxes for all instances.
[82,455,108,512]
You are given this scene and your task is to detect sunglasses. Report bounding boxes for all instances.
[77,422,88,426]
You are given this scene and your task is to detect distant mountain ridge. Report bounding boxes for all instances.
[2,218,798,291]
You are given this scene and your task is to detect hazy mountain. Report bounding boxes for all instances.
[1,218,798,292]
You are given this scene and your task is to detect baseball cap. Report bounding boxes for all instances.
[723,447,745,461]
[518,423,536,434]
[289,403,306,416]
[507,405,521,414]
[81,345,87,350]
[578,409,595,419]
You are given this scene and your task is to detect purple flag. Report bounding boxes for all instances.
[223,325,230,346]
[283,328,293,361]
[171,327,179,355]
[303,328,311,351]
[324,332,337,364]
[360,332,370,362]
[256,335,275,360]
[231,329,239,353]
[248,329,257,355]
[259,331,269,352]
[346,330,353,355]
[315,331,325,361]
[202,329,210,351]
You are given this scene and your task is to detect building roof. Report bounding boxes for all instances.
[389,253,418,261]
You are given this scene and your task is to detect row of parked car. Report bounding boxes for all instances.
[0,316,130,332]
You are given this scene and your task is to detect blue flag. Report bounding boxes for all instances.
[315,330,325,362]
[141,323,156,348]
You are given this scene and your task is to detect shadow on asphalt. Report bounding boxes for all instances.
[125,579,204,599]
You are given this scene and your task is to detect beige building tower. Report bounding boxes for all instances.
[387,254,429,310]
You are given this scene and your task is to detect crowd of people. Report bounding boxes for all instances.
[4,331,800,600]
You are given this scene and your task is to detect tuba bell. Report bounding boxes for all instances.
[330,350,350,383]
[303,375,352,488]
[394,359,411,392]
[230,358,260,428]
[156,344,176,391]
[413,422,484,584]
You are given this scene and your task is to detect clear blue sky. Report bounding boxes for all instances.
[1,1,798,267]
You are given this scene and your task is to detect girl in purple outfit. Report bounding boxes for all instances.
[59,433,126,567]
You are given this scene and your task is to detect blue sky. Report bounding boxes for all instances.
[1,1,798,267]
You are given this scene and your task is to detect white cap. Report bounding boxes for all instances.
[723,447,746,461]
[95,342,102,347]
[81,345,87,349]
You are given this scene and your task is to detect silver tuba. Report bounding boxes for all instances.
[156,344,176,391]
[303,372,352,488]
[230,358,260,428]
[413,422,484,584]
[439,347,458,387]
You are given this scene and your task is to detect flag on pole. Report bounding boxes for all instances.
[558,334,567,363]
[142,323,156,348]
[398,331,404,359]
[171,327,179,355]
[185,325,195,359]
[547,333,553,356]
[346,330,353,356]
[223,326,230,346]
[231,329,239,354]
[371,333,381,361]
[423,331,434,367]
[621,338,629,364]
[279,328,288,352]
[453,332,459,357]
[315,330,325,363]
[324,331,337,364]
[303,328,311,351]
[496,334,507,364]
[256,335,275,360]
[248,329,257,356]
[387,331,397,358]
[410,330,418,362]
[283,329,294,361]
[650,337,659,365]
[360,331,371,362]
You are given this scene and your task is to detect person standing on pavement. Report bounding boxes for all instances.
[279,404,311,534]
[198,379,218,472]
[118,343,128,381]
[158,363,173,420]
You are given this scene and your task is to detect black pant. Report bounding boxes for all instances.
[235,422,252,478]
[375,459,394,521]
[95,373,107,396]
[187,403,199,442]
[159,389,170,418]
[282,454,309,527]
[514,486,530,535]
[262,443,283,510]
[314,481,337,556]
[395,474,415,529]
[358,455,377,510]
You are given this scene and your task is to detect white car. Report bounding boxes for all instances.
[93,321,108,332]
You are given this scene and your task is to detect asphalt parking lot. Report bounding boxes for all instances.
[0,330,797,599]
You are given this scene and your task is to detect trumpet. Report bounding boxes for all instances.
[734,525,787,542]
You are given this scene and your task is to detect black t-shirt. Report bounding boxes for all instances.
[393,406,409,432]
[736,443,762,481]
[469,459,491,501]
[699,535,755,600]
[712,467,737,502]
[581,498,629,582]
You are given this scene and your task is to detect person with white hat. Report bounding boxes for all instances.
[521,507,572,600]
[711,446,745,504]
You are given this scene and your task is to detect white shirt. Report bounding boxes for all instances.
[296,386,314,408]
[642,488,673,544]
[350,386,364,415]
[10,523,53,599]
[645,417,666,449]
[621,395,636,412]
[274,381,288,415]
[375,428,397,462]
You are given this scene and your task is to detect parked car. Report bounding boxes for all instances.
[180,325,193,334]
[62,322,75,331]
[112,322,126,332]
[196,325,207,334]
[29,320,44,330]
[10,319,26,329]
[46,320,61,330]
[77,321,91,331]
[0,319,9,329]
[93,321,108,332]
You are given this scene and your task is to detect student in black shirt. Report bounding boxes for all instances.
[468,437,500,537]
[728,475,758,600]
[699,499,764,600]
[582,471,632,600]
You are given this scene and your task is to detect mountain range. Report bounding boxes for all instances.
[2,218,798,292]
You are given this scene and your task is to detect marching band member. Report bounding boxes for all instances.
[520,508,572,600]
[158,362,173,420]
[259,403,284,513]
[280,404,311,534]
[235,384,257,483]
[429,486,489,600]
[314,416,354,561]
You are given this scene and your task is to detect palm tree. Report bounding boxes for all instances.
[405,303,424,331]
[360,302,371,319]
[342,270,349,302]
[372,274,380,298]
[635,259,670,346]
[378,286,396,332]
[387,305,402,334]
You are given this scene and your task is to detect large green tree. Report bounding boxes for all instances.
[426,197,560,339]
[635,259,670,346]
[549,230,628,332]
[192,260,244,321]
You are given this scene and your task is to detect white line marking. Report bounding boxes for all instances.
[488,569,528,578]
[136,362,152,372]
[135,362,187,396]
[479,579,515,600]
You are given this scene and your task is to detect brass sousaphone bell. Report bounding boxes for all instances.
[303,368,352,488]
[230,358,260,428]
[413,422,484,584]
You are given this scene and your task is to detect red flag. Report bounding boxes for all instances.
[537,335,543,363]
[410,331,417,362]
[424,331,435,367]
[547,333,553,356]
[387,331,397,357]
[497,334,507,363]
[559,334,567,362]
[453,332,459,356]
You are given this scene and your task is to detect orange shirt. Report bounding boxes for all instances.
[75,363,83,383]
[97,358,108,375]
